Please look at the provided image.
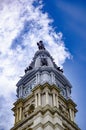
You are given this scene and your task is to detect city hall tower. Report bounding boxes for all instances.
[11,41,80,130]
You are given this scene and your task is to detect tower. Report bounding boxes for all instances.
[11,41,80,130]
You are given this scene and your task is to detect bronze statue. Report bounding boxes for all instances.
[37,41,45,50]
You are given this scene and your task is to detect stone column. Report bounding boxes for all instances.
[56,93,59,108]
[46,91,49,104]
[53,93,56,106]
[19,107,22,120]
[35,94,38,108]
[15,113,17,123]
[71,109,74,121]
[72,110,74,121]
[69,108,74,121]
[16,108,19,122]
[38,93,41,106]
[69,108,72,120]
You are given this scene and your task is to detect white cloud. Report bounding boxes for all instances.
[0,0,70,129]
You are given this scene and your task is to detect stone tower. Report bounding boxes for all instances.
[11,41,80,130]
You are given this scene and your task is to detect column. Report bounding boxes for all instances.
[19,107,22,120]
[35,94,38,108]
[69,108,74,121]
[15,113,17,124]
[38,93,41,106]
[72,110,74,121]
[53,93,56,106]
[46,91,49,104]
[16,108,19,122]
[56,93,59,108]
[71,109,74,121]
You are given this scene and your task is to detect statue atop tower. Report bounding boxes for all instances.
[37,40,45,50]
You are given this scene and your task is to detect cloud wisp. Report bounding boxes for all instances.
[0,0,70,129]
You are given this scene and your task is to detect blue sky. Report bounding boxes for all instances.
[0,0,85,130]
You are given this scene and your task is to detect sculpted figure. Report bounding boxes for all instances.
[37,41,45,50]
[41,58,48,66]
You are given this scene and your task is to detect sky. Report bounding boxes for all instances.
[0,0,85,130]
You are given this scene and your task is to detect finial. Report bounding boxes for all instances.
[37,41,45,50]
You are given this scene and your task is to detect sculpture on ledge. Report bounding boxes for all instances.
[25,66,33,73]
[37,41,45,50]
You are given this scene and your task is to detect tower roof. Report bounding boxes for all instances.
[25,41,63,73]
[16,41,72,99]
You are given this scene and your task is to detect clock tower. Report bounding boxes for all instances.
[11,41,80,130]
